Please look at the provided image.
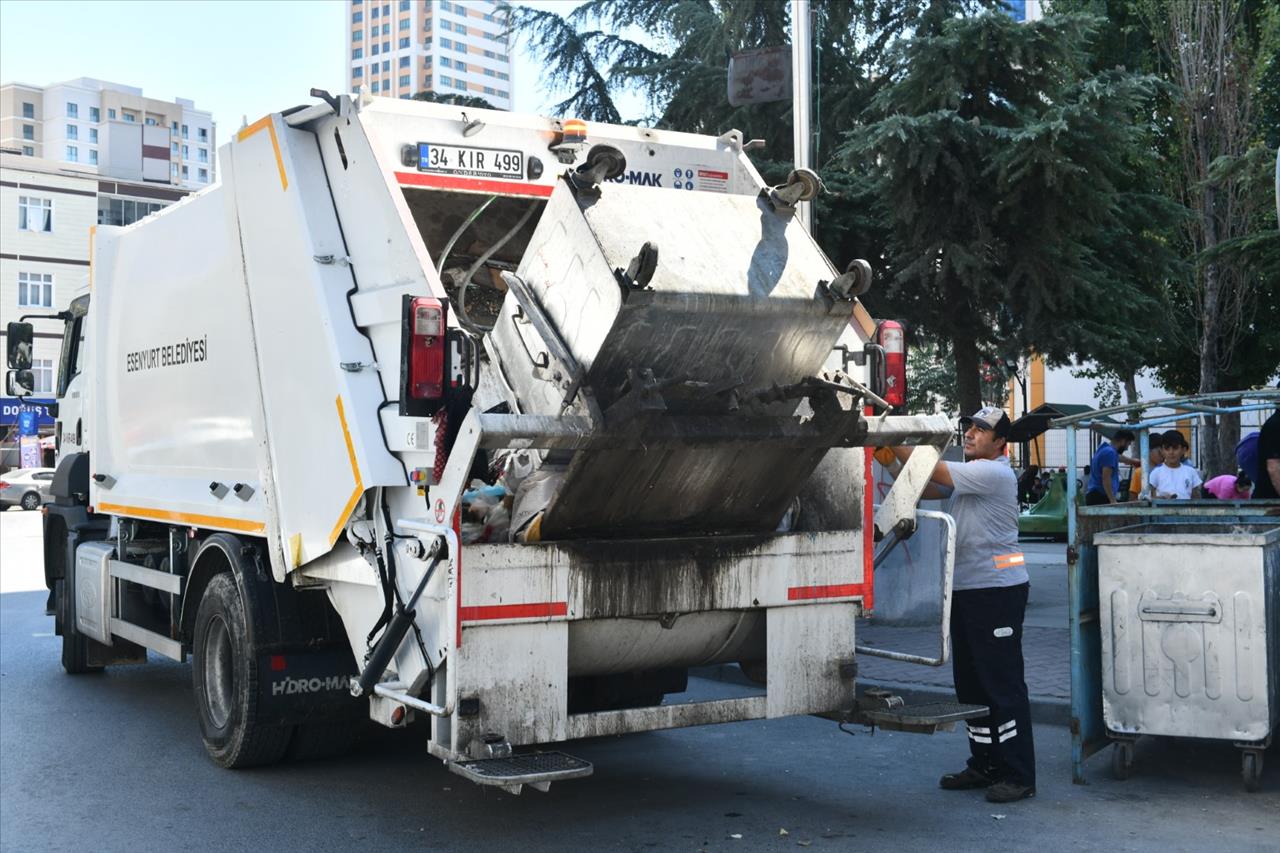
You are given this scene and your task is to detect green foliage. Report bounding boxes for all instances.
[839,11,1168,410]
[411,90,500,110]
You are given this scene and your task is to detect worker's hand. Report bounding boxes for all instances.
[874,447,897,467]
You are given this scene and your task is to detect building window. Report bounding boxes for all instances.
[383,40,390,52]
[383,60,390,71]
[352,10,363,21]
[399,0,409,9]
[123,111,136,122]
[423,55,432,65]
[353,29,363,41]
[181,124,188,139]
[353,66,364,78]
[399,74,410,87]
[18,272,54,308]
[440,0,451,10]
[423,73,432,87]
[199,168,208,182]
[371,5,378,17]
[98,196,167,226]
[22,101,34,118]
[89,106,100,122]
[399,18,409,30]
[145,117,157,125]
[484,86,495,95]
[452,42,465,54]
[89,150,98,165]
[353,47,363,59]
[198,148,208,163]
[66,146,78,162]
[456,61,467,72]
[484,68,495,77]
[497,90,508,99]
[382,3,389,14]
[441,36,452,49]
[32,358,54,394]
[440,75,452,87]
[67,102,78,118]
[441,56,452,68]
[400,56,410,67]
[182,165,189,179]
[172,120,179,130]
[172,141,179,155]
[22,124,34,140]
[67,124,78,139]
[372,81,380,93]
[22,146,33,156]
[170,163,178,180]
[19,197,55,233]
[498,71,508,81]
[198,128,208,142]
[182,144,189,158]
[108,108,117,119]
[440,19,451,31]
[382,23,390,35]
[372,43,380,55]
[400,36,411,48]
[89,128,98,143]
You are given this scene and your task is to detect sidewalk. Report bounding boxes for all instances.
[696,542,1073,725]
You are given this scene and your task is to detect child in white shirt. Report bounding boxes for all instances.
[1147,430,1203,499]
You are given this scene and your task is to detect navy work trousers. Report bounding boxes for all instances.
[950,582,1036,787]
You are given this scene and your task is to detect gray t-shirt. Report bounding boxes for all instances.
[940,456,1026,590]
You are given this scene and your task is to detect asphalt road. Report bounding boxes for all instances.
[2,510,1277,852]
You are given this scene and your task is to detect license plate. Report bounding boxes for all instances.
[417,142,524,180]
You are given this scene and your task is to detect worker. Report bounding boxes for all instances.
[890,406,1036,804]
[1084,429,1140,505]
[1253,411,1280,500]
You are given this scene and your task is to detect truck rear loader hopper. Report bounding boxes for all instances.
[28,92,982,793]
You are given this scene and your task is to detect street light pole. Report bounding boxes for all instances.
[791,0,812,233]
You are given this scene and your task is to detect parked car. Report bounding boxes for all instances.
[0,467,56,510]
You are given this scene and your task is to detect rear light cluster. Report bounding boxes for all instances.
[400,296,449,417]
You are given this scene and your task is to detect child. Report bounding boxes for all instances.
[1147,430,1202,499]
[1203,471,1252,500]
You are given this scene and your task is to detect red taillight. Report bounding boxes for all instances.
[408,297,446,401]
[0,482,9,489]
[876,320,907,410]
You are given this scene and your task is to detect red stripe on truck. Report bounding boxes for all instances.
[395,171,554,198]
[459,601,568,622]
[787,583,864,601]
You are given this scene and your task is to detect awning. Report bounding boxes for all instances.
[1008,403,1121,443]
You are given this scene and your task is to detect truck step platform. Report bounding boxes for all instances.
[861,701,988,734]
[449,751,593,794]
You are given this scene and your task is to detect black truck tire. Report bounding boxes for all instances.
[192,572,292,768]
[57,577,103,675]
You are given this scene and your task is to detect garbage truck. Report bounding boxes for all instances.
[4,91,978,792]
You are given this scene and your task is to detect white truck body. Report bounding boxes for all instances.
[38,93,960,790]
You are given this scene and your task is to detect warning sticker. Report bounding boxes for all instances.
[694,167,729,193]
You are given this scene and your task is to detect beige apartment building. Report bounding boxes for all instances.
[347,0,513,109]
[0,78,216,191]
[0,151,187,465]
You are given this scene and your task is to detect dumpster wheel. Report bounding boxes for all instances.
[1241,749,1263,793]
[1110,740,1135,781]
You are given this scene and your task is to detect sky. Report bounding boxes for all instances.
[0,0,646,137]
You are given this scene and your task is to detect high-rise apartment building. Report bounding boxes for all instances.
[0,78,216,191]
[347,0,513,110]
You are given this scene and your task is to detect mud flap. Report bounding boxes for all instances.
[256,648,362,726]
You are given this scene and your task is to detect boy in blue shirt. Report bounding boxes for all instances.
[1085,429,1139,505]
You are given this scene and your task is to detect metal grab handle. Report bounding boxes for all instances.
[1141,604,1216,617]
[856,509,956,667]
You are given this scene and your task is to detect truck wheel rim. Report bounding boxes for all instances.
[204,615,234,729]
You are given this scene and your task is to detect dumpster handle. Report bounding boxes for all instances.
[855,508,955,666]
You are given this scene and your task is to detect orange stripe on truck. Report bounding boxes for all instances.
[97,501,266,535]
[328,395,365,548]
[236,115,288,191]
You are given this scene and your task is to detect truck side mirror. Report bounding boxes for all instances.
[6,322,34,370]
[6,369,35,397]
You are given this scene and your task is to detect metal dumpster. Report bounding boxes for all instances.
[1095,522,1280,790]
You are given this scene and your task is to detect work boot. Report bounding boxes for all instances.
[939,767,993,790]
[985,781,1036,803]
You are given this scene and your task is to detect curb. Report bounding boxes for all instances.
[690,665,1071,728]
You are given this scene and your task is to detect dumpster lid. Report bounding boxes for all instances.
[1094,522,1280,546]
